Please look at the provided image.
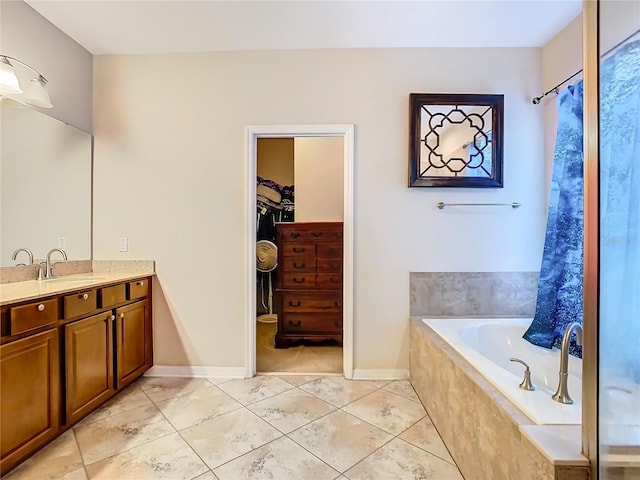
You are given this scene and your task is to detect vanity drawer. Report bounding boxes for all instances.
[281,273,316,289]
[127,279,149,300]
[281,258,315,273]
[316,273,342,290]
[64,290,97,319]
[100,284,126,309]
[317,258,342,273]
[9,299,58,336]
[317,243,342,258]
[281,292,342,313]
[280,243,315,258]
[280,313,342,334]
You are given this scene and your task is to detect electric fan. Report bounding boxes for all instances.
[256,239,278,323]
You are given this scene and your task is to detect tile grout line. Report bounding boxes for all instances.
[71,428,91,480]
[145,384,229,480]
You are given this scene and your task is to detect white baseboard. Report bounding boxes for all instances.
[352,369,409,380]
[145,365,247,378]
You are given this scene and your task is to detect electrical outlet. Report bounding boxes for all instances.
[119,237,128,252]
[58,237,66,250]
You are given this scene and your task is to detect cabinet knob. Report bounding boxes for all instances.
[82,293,89,300]
[120,313,125,319]
[37,303,45,312]
[111,315,116,321]
[136,281,144,286]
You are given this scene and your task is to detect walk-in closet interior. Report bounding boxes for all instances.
[256,137,344,374]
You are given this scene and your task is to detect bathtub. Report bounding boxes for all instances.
[423,317,583,425]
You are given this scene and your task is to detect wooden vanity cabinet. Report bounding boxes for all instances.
[0,328,59,475]
[0,275,153,475]
[63,311,115,425]
[61,278,153,423]
[115,300,152,389]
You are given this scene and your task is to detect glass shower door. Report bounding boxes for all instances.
[598,2,640,478]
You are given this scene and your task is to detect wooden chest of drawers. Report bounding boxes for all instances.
[275,222,343,348]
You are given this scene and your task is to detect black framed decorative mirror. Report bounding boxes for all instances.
[409,93,504,188]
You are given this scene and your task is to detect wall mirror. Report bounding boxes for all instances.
[409,93,504,188]
[1,98,92,267]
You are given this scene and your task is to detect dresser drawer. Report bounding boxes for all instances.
[127,279,149,300]
[316,273,342,290]
[281,258,315,273]
[317,258,342,273]
[277,223,343,243]
[64,290,97,319]
[317,243,342,258]
[281,273,316,289]
[281,292,342,313]
[281,243,315,258]
[9,299,58,336]
[280,313,342,334]
[100,284,126,309]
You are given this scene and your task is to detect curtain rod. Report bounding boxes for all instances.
[532,28,640,105]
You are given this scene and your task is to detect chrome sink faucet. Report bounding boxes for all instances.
[552,322,583,404]
[11,248,33,266]
[45,248,68,279]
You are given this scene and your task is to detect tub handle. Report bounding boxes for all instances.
[509,358,535,391]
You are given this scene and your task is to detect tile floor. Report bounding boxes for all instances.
[4,375,463,480]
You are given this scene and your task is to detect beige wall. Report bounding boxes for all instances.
[93,47,545,370]
[257,138,294,186]
[541,14,583,198]
[294,137,344,222]
[0,0,93,132]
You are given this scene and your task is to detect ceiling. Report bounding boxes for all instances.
[25,0,582,56]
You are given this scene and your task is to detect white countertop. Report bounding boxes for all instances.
[0,271,155,306]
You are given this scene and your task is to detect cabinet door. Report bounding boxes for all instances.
[64,312,115,425]
[0,329,59,475]
[115,300,151,388]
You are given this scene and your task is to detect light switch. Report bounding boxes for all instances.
[119,237,128,252]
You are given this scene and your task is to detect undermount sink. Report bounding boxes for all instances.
[44,275,107,283]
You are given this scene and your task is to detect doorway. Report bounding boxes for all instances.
[245,125,355,379]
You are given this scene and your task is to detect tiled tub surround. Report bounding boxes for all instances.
[409,271,539,317]
[410,319,589,480]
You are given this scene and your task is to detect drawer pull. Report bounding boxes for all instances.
[334,301,340,307]
[330,278,340,283]
[329,248,340,255]
[293,277,305,284]
[37,303,45,312]
[288,320,302,327]
[330,265,340,271]
[293,262,306,269]
[111,315,116,322]
[120,313,125,319]
[311,232,323,238]
[136,281,144,286]
[292,247,306,253]
[288,300,301,307]
[81,293,89,300]
[289,232,300,239]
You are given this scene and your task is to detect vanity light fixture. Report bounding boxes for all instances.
[0,55,53,108]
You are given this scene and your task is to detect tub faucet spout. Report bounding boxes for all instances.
[552,322,583,404]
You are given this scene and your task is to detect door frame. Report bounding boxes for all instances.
[244,124,355,379]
